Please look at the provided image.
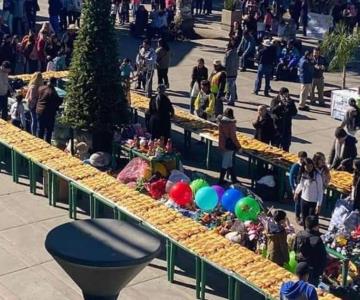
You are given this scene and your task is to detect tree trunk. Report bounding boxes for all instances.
[175,0,195,37]
[342,65,346,89]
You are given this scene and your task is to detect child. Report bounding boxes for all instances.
[289,151,307,224]
[266,210,289,267]
[10,94,26,129]
[194,80,215,121]
[120,58,134,80]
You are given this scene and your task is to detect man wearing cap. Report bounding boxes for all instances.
[224,38,239,106]
[293,216,327,287]
[209,59,226,116]
[254,39,277,97]
[280,262,318,300]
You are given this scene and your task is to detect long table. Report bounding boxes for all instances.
[130,92,352,206]
[0,119,339,300]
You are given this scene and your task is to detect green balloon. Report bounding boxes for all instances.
[284,251,297,274]
[234,196,261,221]
[190,179,209,195]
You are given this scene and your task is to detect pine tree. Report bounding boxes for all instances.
[62,0,128,151]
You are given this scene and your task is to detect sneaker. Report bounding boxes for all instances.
[252,91,258,95]
[264,92,270,97]
[298,105,310,111]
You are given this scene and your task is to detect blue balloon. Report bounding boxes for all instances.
[195,187,218,212]
[221,188,244,212]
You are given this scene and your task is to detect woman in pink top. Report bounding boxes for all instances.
[25,72,44,135]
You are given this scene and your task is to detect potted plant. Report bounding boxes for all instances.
[221,0,242,30]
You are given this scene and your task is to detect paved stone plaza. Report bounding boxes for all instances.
[0,1,359,299]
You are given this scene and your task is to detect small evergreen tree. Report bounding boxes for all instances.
[62,0,128,151]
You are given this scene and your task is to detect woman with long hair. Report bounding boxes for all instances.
[217,108,241,184]
[25,72,44,135]
[294,158,324,227]
[312,152,331,187]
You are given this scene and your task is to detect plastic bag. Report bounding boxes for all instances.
[145,178,167,199]
[117,157,151,183]
[165,170,190,193]
[190,81,199,98]
[328,198,352,231]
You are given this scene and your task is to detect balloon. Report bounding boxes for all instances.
[234,196,261,221]
[190,179,209,195]
[284,251,297,274]
[211,185,225,202]
[169,182,193,206]
[221,188,244,212]
[195,187,218,212]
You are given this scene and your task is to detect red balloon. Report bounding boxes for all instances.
[169,182,193,206]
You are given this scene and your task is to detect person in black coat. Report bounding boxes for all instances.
[148,84,174,142]
[253,105,276,144]
[293,215,327,287]
[270,87,297,152]
[329,127,357,171]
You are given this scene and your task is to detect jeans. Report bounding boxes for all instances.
[157,68,169,86]
[225,77,237,104]
[50,15,60,33]
[37,114,55,144]
[295,197,302,219]
[30,109,38,136]
[0,95,8,120]
[145,69,154,98]
[254,64,272,94]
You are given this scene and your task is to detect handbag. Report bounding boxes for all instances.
[225,137,237,151]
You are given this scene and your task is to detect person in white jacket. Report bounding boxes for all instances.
[10,94,26,128]
[294,157,324,228]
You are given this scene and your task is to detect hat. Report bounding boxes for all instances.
[262,39,271,47]
[295,262,311,277]
[68,24,79,31]
[213,59,222,66]
[89,152,111,168]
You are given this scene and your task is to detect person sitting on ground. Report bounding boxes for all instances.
[293,215,327,287]
[252,105,276,144]
[194,80,215,121]
[289,151,307,224]
[280,262,319,300]
[275,40,300,81]
[266,210,289,267]
[10,93,25,129]
[340,98,360,136]
[329,127,357,171]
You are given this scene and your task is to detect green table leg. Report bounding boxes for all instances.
[52,174,59,207]
[342,259,350,287]
[228,276,234,300]
[169,242,176,283]
[68,184,73,218]
[205,139,212,169]
[200,260,206,300]
[195,257,201,299]
[113,207,118,219]
[234,281,240,299]
[11,150,16,182]
[48,171,53,205]
[166,239,170,282]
